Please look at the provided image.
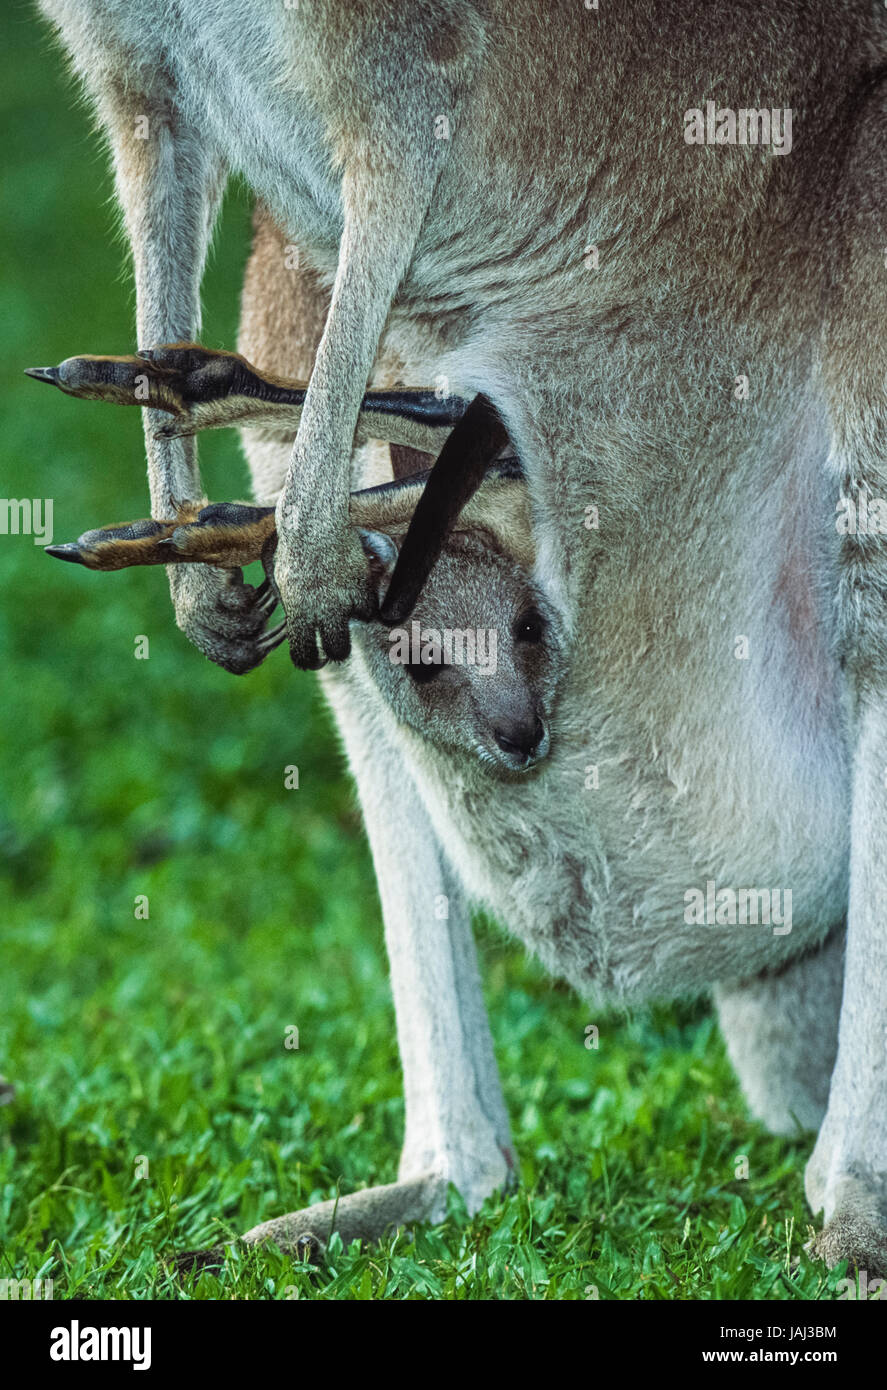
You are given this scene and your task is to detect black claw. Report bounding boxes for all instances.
[259,623,287,653]
[323,634,352,663]
[172,1245,228,1277]
[45,543,86,565]
[24,366,61,386]
[289,636,328,671]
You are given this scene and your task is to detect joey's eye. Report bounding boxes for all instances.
[406,660,443,685]
[513,608,545,644]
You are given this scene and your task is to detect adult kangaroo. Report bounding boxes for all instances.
[36,0,887,1271]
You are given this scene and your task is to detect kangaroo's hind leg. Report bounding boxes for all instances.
[715,927,844,1138]
[209,243,514,1260]
[805,74,887,1276]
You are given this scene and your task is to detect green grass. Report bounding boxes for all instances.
[0,6,847,1300]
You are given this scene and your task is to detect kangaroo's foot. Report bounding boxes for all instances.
[809,1212,887,1279]
[175,1173,446,1275]
[805,1170,887,1278]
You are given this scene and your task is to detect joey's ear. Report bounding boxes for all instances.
[350,463,534,581]
[359,528,400,583]
[457,472,535,571]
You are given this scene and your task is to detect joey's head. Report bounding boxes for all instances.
[350,464,563,775]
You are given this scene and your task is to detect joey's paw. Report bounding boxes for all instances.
[170,562,284,675]
[274,523,377,669]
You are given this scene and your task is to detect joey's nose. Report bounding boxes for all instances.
[494,716,545,759]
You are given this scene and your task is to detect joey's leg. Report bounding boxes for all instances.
[714,928,844,1137]
[26,346,465,457]
[230,668,514,1258]
[805,77,887,1275]
[33,341,508,621]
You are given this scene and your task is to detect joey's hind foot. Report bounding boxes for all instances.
[45,502,285,675]
[25,344,299,438]
[45,502,278,573]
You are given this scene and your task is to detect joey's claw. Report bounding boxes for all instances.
[24,366,61,386]
[45,541,88,564]
[153,420,193,441]
[258,623,287,654]
[274,525,378,669]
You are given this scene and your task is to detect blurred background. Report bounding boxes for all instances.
[0,2,825,1300]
